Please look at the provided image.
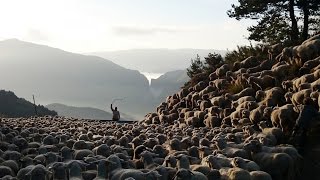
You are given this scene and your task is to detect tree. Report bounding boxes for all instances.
[228,0,320,44]
[203,53,223,72]
[187,54,203,78]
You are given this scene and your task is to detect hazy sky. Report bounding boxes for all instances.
[0,0,253,53]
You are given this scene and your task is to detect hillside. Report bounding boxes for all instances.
[46,103,135,121]
[90,49,227,73]
[0,39,154,118]
[150,70,189,101]
[0,90,57,117]
[142,35,320,179]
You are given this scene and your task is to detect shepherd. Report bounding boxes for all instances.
[111,103,120,121]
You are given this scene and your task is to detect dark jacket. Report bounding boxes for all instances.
[295,105,319,129]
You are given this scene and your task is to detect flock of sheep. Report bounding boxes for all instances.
[0,34,320,180]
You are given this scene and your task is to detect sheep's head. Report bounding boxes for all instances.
[243,140,262,154]
[241,109,250,118]
[173,169,194,180]
[27,164,51,179]
[231,157,246,168]
[204,155,221,169]
[169,139,181,151]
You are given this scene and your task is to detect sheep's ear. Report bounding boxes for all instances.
[145,147,153,152]
[188,170,194,176]
[26,171,32,176]
[175,154,183,159]
[232,158,239,167]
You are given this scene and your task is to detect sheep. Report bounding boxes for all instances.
[257,87,285,107]
[26,164,52,180]
[220,167,251,180]
[140,151,159,170]
[231,157,260,172]
[73,149,94,160]
[3,151,22,162]
[249,171,272,180]
[236,101,258,111]
[249,105,266,125]
[72,140,89,150]
[296,38,320,64]
[247,58,276,74]
[17,165,35,180]
[48,162,68,180]
[173,168,208,180]
[203,116,221,128]
[216,64,230,78]
[214,138,249,159]
[67,161,84,180]
[244,140,295,180]
[42,135,58,145]
[60,146,74,161]
[292,74,315,91]
[231,96,255,110]
[271,63,292,80]
[211,78,229,91]
[1,160,19,176]
[109,167,146,180]
[239,56,260,69]
[0,165,14,178]
[271,104,298,134]
[258,121,284,144]
[247,75,277,91]
[233,88,256,100]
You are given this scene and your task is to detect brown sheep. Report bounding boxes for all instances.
[291,89,312,107]
[270,104,298,134]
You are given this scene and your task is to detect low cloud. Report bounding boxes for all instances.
[113,26,184,36]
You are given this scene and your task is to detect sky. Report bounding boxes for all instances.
[0,0,254,53]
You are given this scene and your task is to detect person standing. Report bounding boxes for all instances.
[291,98,319,154]
[111,104,120,121]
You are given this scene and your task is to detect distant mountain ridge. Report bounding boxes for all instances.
[0,90,57,118]
[0,39,153,118]
[150,70,189,101]
[90,48,227,73]
[46,103,136,121]
[0,39,198,119]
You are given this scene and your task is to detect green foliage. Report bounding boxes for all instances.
[228,0,320,44]
[203,53,224,72]
[0,90,57,118]
[225,44,268,65]
[186,54,204,78]
[185,53,223,88]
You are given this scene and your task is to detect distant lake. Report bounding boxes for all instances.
[140,72,163,85]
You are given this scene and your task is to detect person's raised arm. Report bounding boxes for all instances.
[111,104,114,111]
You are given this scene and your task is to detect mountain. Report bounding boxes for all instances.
[90,49,227,73]
[0,39,154,118]
[0,90,57,118]
[150,70,189,101]
[46,103,136,121]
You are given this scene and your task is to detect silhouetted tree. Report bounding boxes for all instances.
[187,54,204,78]
[228,0,320,44]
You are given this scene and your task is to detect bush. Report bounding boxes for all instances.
[226,83,244,94]
[225,44,268,65]
[0,90,57,118]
